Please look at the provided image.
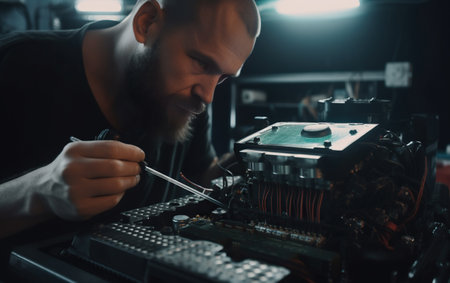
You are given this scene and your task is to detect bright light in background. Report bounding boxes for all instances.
[75,0,123,13]
[275,0,360,16]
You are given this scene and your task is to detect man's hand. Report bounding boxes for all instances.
[41,140,145,220]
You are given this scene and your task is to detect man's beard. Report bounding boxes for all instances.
[122,42,196,143]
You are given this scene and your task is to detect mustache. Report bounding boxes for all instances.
[177,96,207,115]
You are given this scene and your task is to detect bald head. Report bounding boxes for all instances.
[135,0,260,38]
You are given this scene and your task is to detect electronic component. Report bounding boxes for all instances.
[317,97,392,123]
[8,122,449,283]
[120,194,209,226]
[69,219,290,282]
[235,122,379,185]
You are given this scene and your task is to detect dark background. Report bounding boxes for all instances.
[2,0,449,155]
[212,0,450,154]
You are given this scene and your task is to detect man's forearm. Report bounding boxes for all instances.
[0,166,53,239]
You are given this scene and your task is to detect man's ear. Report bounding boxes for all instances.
[133,0,164,44]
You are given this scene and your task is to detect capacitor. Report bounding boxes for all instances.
[172,215,190,233]
[211,208,228,222]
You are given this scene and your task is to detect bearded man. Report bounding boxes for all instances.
[0,0,260,242]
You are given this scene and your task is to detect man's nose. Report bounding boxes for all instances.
[191,75,219,105]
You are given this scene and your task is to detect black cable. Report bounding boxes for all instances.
[217,162,235,189]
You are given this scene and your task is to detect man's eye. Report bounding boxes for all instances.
[193,57,207,70]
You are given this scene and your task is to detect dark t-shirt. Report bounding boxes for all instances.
[0,21,216,232]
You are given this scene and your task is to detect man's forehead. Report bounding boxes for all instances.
[186,4,256,75]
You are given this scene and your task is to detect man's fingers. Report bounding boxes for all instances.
[78,175,141,197]
[68,140,145,162]
[78,158,141,179]
[47,140,146,221]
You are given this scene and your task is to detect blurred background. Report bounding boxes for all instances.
[1,0,449,157]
